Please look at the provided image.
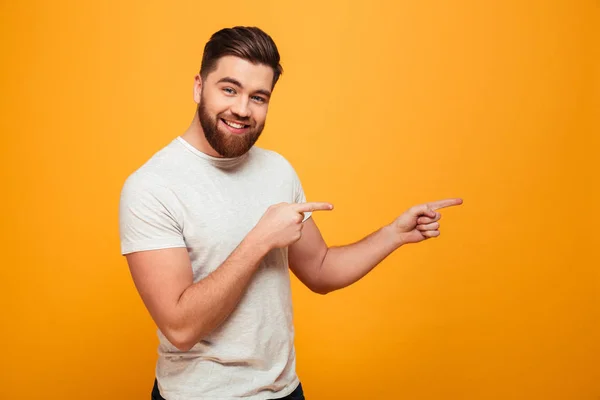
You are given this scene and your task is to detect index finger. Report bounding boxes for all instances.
[295,202,334,213]
[428,198,463,211]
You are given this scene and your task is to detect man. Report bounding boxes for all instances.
[119,26,462,400]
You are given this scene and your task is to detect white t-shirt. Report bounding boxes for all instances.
[118,136,311,400]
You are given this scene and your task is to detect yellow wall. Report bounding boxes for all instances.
[1,1,598,399]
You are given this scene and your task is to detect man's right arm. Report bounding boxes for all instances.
[124,201,333,352]
[126,231,269,352]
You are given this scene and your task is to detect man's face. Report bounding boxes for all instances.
[195,55,274,158]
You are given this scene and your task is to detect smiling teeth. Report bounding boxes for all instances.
[224,120,245,129]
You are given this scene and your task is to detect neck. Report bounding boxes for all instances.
[181,111,223,158]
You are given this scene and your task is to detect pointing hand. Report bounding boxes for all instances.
[251,202,334,250]
[391,198,463,245]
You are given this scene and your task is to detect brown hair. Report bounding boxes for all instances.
[200,26,283,88]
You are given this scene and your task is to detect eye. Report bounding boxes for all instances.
[223,87,236,95]
[252,96,266,103]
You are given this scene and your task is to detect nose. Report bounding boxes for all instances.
[230,96,251,119]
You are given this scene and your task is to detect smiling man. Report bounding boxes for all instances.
[119,26,462,400]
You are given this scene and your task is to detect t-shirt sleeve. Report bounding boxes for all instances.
[291,165,312,222]
[118,177,186,255]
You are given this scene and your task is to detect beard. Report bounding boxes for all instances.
[197,97,264,158]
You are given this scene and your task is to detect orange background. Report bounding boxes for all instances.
[1,1,598,399]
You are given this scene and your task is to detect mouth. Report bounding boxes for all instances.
[220,118,251,134]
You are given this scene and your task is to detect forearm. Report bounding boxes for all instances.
[169,233,269,350]
[316,224,402,293]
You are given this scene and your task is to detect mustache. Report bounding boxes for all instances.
[218,113,253,124]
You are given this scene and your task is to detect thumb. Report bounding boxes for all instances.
[412,204,435,218]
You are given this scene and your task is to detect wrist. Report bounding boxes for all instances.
[384,223,405,248]
[245,228,273,255]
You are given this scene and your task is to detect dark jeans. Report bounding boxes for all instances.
[151,379,305,400]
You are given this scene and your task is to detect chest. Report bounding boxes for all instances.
[173,169,294,271]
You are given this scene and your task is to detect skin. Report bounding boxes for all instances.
[125,55,463,352]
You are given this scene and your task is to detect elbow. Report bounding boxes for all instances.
[164,327,199,352]
[172,339,195,353]
[310,282,334,295]
[306,274,338,295]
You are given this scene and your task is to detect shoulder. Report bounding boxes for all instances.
[120,139,184,200]
[250,146,296,173]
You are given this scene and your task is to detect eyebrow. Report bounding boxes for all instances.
[217,76,272,98]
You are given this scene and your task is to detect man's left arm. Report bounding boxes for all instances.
[288,198,463,294]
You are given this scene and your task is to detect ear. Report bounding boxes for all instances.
[193,74,202,104]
